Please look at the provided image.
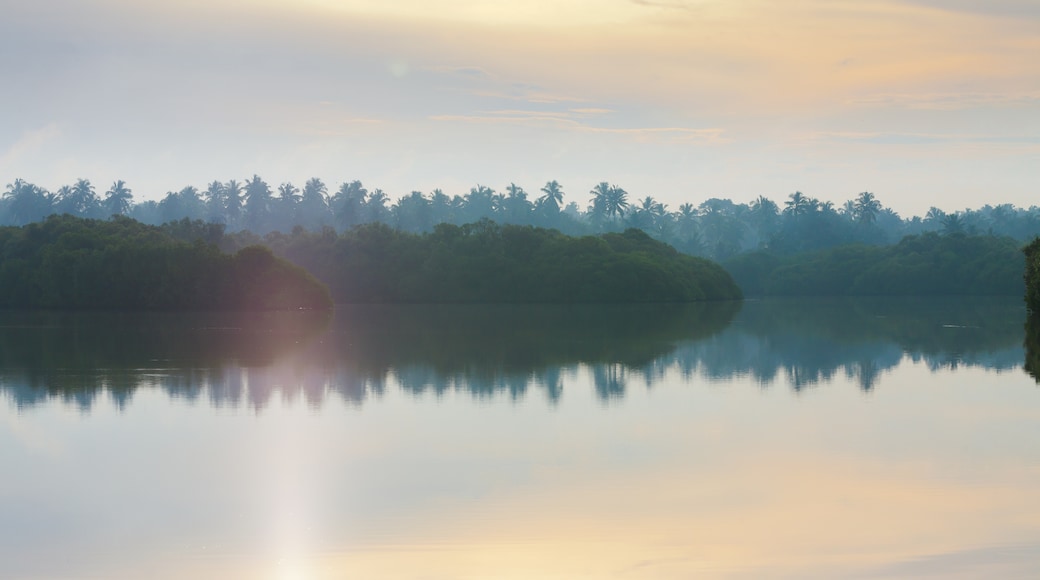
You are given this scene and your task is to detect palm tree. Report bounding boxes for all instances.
[502,182,532,223]
[224,179,244,229]
[606,185,629,221]
[300,178,333,228]
[159,186,204,223]
[941,212,965,235]
[783,191,811,216]
[104,180,133,216]
[3,179,53,225]
[698,198,745,259]
[204,181,227,223]
[588,181,611,221]
[331,180,366,229]
[924,207,945,229]
[365,188,390,223]
[464,184,496,222]
[393,190,431,232]
[589,182,628,225]
[538,180,564,214]
[748,195,780,244]
[55,178,100,218]
[429,188,453,224]
[630,195,665,232]
[853,191,882,225]
[243,174,273,232]
[672,202,703,254]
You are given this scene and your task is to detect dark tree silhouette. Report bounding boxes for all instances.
[104,180,133,216]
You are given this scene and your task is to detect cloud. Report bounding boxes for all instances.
[804,130,1040,147]
[0,124,61,171]
[899,0,1040,18]
[847,92,1040,111]
[570,108,615,115]
[628,0,700,10]
[852,543,1040,579]
[430,110,725,143]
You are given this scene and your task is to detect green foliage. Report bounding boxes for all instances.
[1023,237,1040,314]
[266,221,742,303]
[725,232,1023,297]
[0,215,332,310]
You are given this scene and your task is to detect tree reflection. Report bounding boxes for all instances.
[1024,313,1040,383]
[0,296,1028,411]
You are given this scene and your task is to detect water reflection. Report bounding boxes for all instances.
[704,297,1025,391]
[0,297,1027,411]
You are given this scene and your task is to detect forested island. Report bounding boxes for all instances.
[726,233,1023,297]
[262,221,741,303]
[0,215,331,310]
[1,175,1034,304]
[7,177,1040,263]
[0,215,741,308]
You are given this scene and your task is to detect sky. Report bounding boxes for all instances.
[1,0,1037,216]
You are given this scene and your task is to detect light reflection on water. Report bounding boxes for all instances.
[1,297,1039,579]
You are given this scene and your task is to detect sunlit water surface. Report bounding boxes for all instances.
[1,298,1039,579]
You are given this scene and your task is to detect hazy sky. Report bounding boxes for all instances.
[1,0,1037,215]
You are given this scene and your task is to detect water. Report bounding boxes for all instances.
[1,298,1038,579]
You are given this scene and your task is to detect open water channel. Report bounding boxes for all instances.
[1,297,1038,579]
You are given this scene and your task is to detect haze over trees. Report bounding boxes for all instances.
[260,221,742,303]
[727,233,1023,297]
[3,176,1034,301]
[7,176,1040,262]
[0,215,332,310]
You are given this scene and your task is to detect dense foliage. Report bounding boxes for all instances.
[0,215,332,310]
[263,220,742,303]
[725,232,1023,297]
[8,177,1040,264]
[1023,238,1040,314]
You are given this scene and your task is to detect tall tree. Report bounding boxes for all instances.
[393,190,431,233]
[203,181,227,224]
[103,180,133,216]
[243,174,273,233]
[783,191,811,216]
[588,182,628,225]
[463,184,496,222]
[3,179,53,225]
[274,182,301,231]
[502,182,532,224]
[224,179,244,229]
[538,180,564,214]
[299,178,333,228]
[55,178,101,218]
[429,188,453,225]
[853,191,882,225]
[159,186,205,223]
[331,180,367,229]
[365,188,391,223]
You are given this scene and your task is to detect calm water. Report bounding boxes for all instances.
[1,298,1039,579]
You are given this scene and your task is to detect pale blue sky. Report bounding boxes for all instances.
[1,0,1037,215]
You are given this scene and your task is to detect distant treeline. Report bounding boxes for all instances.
[0,215,331,310]
[724,232,1024,297]
[259,220,742,303]
[7,176,1040,262]
[0,215,739,308]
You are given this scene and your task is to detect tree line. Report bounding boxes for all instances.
[0,215,331,310]
[726,232,1025,297]
[254,220,742,303]
[7,176,1040,261]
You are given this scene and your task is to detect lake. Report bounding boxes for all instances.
[2,298,1039,579]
